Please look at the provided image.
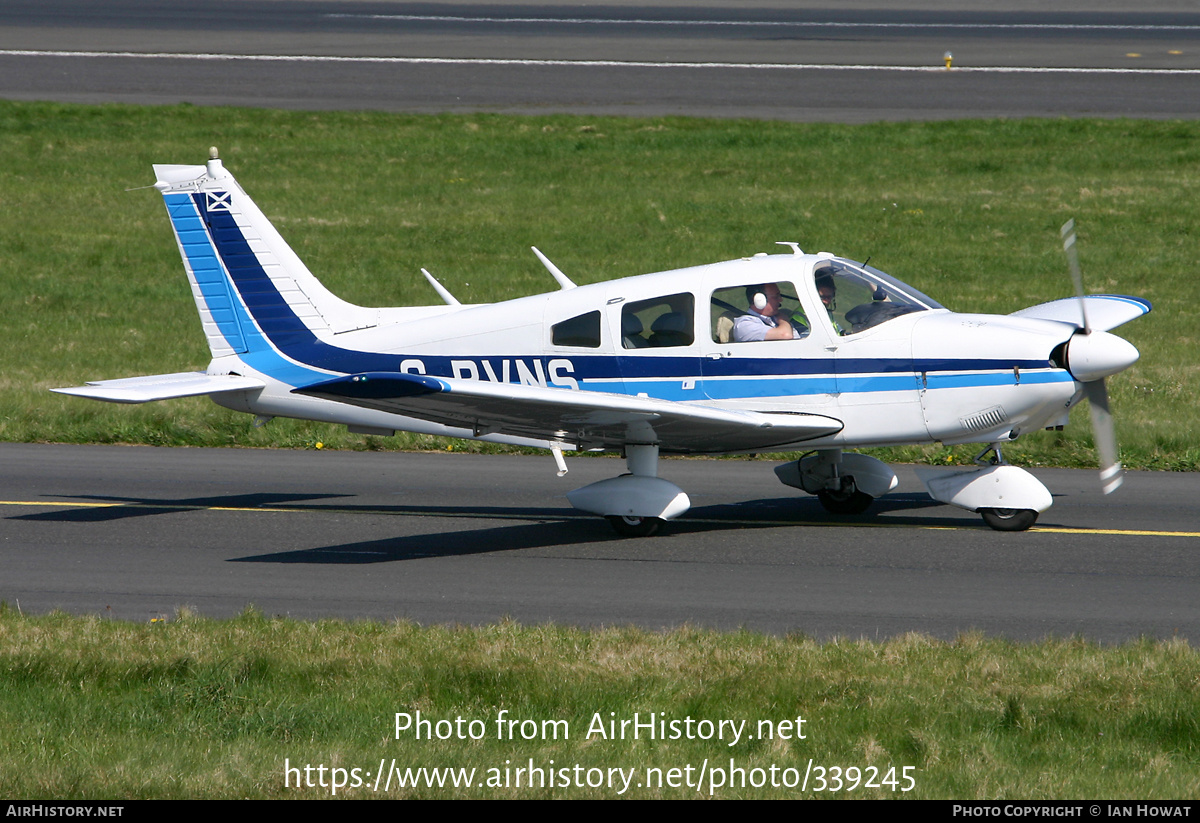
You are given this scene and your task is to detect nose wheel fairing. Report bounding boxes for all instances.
[913,462,1052,530]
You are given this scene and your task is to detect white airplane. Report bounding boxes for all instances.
[55,150,1151,536]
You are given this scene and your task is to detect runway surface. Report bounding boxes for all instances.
[2,0,1199,120]
[4,443,1197,640]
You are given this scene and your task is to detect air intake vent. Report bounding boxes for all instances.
[960,406,1008,433]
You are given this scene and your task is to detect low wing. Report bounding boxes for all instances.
[295,372,843,453]
[1010,295,1151,331]
[52,372,265,404]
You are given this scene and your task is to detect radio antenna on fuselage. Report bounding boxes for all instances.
[532,247,577,290]
[421,268,461,306]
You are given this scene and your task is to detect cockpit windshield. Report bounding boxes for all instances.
[814,258,942,335]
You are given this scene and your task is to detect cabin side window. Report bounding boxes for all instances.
[551,311,602,348]
[620,293,694,349]
[710,281,806,343]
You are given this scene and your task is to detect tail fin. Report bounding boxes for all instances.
[153,151,379,360]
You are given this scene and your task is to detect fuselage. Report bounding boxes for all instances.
[210,250,1082,453]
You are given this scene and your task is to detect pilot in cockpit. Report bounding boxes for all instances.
[815,272,845,335]
[732,283,806,342]
[816,273,837,312]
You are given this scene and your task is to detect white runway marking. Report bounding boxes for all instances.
[4,50,1199,75]
[324,14,1200,33]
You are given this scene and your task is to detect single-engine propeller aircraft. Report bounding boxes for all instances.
[55,151,1151,536]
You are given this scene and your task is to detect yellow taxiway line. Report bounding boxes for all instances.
[4,499,1199,538]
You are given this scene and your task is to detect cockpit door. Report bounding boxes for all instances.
[698,268,836,409]
[812,259,930,443]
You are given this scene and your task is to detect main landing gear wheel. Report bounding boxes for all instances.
[980,508,1038,532]
[816,488,875,515]
[606,515,664,537]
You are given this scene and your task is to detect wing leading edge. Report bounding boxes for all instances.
[1010,295,1151,331]
[295,372,843,453]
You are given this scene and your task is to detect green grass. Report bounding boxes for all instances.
[1,609,1197,799]
[1,102,1197,469]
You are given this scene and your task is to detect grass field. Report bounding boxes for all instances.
[1,101,1196,469]
[2,609,1197,799]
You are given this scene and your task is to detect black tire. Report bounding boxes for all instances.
[606,515,664,537]
[980,508,1038,532]
[816,489,875,515]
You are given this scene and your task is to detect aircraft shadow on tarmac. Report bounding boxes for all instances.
[9,492,355,522]
[224,492,995,565]
[9,489,1026,564]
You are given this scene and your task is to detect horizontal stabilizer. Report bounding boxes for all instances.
[1010,295,1151,332]
[52,372,265,404]
[295,372,843,452]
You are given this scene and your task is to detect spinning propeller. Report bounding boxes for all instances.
[1061,219,1123,494]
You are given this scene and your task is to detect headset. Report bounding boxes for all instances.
[746,285,769,312]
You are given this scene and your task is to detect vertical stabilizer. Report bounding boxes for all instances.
[153,152,378,360]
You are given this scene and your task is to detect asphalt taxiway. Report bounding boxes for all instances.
[4,443,1197,640]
